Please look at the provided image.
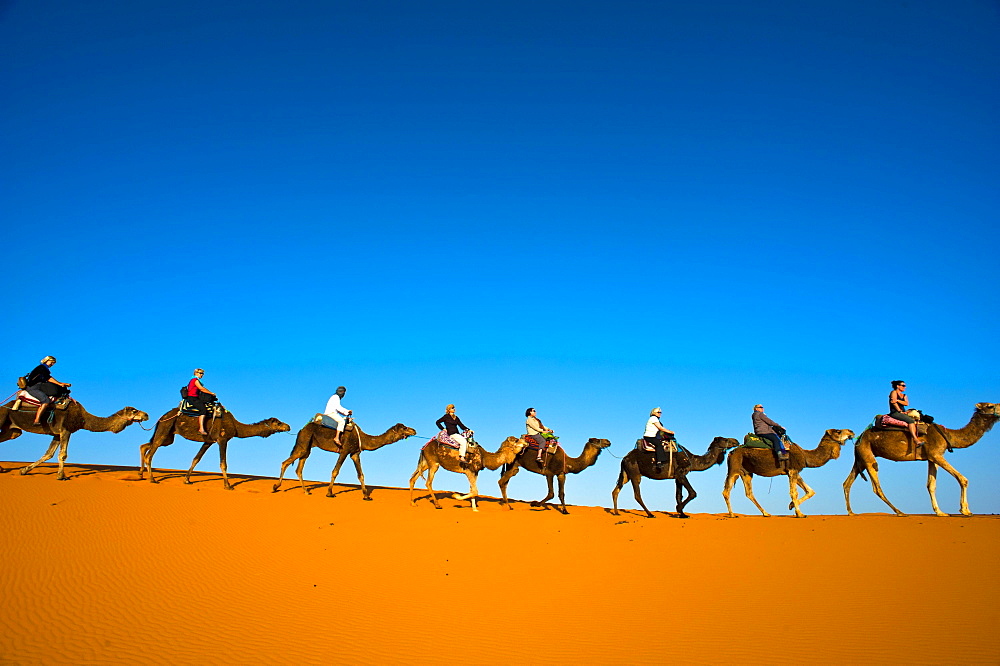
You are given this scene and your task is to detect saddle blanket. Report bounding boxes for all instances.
[11,392,73,410]
[742,433,776,449]
[524,434,559,451]
[879,414,910,428]
[434,430,459,449]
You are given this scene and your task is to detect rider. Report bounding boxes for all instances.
[186,368,217,435]
[644,407,676,469]
[25,356,71,425]
[323,386,352,447]
[525,407,554,463]
[888,380,924,448]
[752,404,788,459]
[436,403,472,463]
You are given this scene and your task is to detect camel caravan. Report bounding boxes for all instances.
[3,361,997,517]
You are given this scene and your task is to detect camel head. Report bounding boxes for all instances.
[974,403,1000,418]
[389,423,418,439]
[587,437,612,450]
[503,436,529,454]
[709,436,740,464]
[260,418,292,436]
[822,428,855,458]
[111,407,150,432]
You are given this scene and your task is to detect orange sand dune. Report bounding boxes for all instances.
[1,461,998,665]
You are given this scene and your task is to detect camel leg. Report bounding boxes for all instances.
[138,442,150,480]
[424,462,442,509]
[843,462,862,516]
[454,470,479,512]
[556,474,568,514]
[143,427,175,484]
[408,454,429,507]
[218,441,232,490]
[20,436,60,476]
[722,471,739,517]
[740,473,771,517]
[861,457,907,516]
[186,442,213,485]
[927,454,970,516]
[272,454,297,493]
[498,464,520,510]
[611,468,626,515]
[326,448,350,498]
[630,470,654,518]
[532,474,556,509]
[350,452,370,500]
[788,471,805,518]
[788,476,815,510]
[676,475,696,518]
[55,433,71,480]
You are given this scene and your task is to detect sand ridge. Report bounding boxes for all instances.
[1,461,998,665]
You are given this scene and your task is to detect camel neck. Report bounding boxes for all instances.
[801,435,840,468]
[942,411,998,449]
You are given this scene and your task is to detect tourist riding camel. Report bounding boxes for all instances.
[498,436,611,514]
[723,428,855,517]
[322,386,352,447]
[138,405,290,489]
[409,434,527,511]
[887,380,924,448]
[22,356,72,425]
[643,407,676,471]
[844,402,1000,516]
[0,398,148,480]
[752,403,788,459]
[435,403,472,464]
[612,435,739,518]
[525,407,555,463]
[272,419,416,500]
[183,368,217,435]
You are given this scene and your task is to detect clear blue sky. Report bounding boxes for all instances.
[3,0,998,515]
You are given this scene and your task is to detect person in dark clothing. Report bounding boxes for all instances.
[25,356,71,425]
[888,380,924,448]
[752,404,788,459]
[185,368,217,435]
[436,404,472,462]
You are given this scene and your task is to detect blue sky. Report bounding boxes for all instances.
[3,0,998,516]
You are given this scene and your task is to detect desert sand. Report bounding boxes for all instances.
[1,460,998,665]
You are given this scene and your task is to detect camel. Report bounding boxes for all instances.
[498,437,611,514]
[843,402,1000,517]
[272,420,416,500]
[611,436,739,518]
[408,435,528,511]
[0,398,148,480]
[723,428,855,518]
[138,407,290,489]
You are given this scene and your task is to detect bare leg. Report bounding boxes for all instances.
[33,402,47,425]
[198,415,207,435]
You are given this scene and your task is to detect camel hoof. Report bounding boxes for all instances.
[894,512,908,517]
[224,485,234,491]
[677,514,689,519]
[363,496,373,502]
[18,467,30,476]
[57,475,69,481]
[271,485,280,493]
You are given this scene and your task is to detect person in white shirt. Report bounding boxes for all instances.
[323,386,352,447]
[643,407,675,468]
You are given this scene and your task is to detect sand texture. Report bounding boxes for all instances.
[1,461,998,665]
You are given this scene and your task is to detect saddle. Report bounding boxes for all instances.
[742,433,776,449]
[872,410,931,435]
[10,392,73,412]
[524,434,558,454]
[310,413,355,431]
[179,398,225,418]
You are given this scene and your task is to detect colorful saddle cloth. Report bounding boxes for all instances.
[524,434,558,450]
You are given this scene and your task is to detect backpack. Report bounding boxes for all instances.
[16,376,28,389]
